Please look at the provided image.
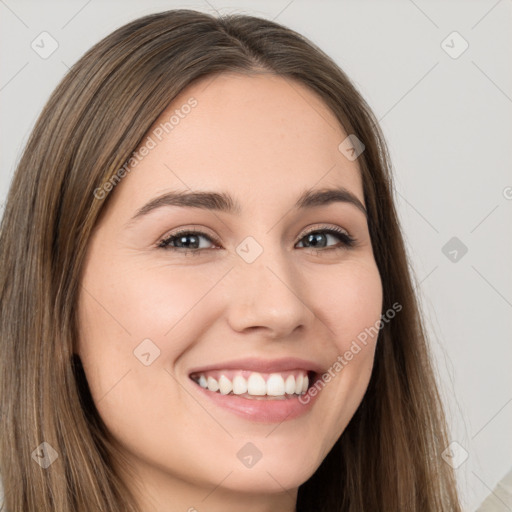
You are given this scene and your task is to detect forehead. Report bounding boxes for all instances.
[110,72,364,215]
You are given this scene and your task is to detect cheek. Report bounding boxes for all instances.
[303,258,382,428]
[76,259,217,464]
[310,257,383,350]
[75,255,231,427]
[77,256,221,358]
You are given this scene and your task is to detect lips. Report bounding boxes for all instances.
[187,357,323,423]
[187,356,324,376]
[188,357,322,398]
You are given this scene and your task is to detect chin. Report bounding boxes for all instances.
[218,465,315,495]
[204,445,322,494]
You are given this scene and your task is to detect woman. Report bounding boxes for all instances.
[0,9,462,511]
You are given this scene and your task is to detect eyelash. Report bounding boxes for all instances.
[157,225,357,256]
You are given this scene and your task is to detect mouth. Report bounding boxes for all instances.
[189,369,318,400]
[186,358,323,423]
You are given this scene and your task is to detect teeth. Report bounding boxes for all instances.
[207,376,219,392]
[247,373,266,395]
[218,375,232,395]
[285,375,296,394]
[232,375,248,395]
[198,375,208,389]
[193,370,311,397]
[266,374,285,396]
[302,374,309,393]
[295,373,303,394]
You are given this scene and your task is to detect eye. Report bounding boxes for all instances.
[296,225,356,252]
[158,228,218,255]
[157,225,357,255]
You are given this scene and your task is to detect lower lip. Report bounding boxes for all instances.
[190,378,320,423]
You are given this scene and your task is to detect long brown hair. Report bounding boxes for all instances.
[0,9,462,511]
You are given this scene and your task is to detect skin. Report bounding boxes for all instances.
[77,72,383,512]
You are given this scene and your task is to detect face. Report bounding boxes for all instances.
[77,72,383,510]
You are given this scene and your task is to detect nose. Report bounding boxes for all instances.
[225,245,315,339]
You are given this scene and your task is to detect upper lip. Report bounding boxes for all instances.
[188,357,324,376]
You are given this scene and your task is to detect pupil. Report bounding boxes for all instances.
[179,234,198,248]
[306,233,326,248]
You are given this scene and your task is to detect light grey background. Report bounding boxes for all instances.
[1,1,511,511]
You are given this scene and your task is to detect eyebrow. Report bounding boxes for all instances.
[128,186,367,224]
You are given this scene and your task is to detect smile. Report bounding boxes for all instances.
[190,369,311,399]
[187,357,323,422]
